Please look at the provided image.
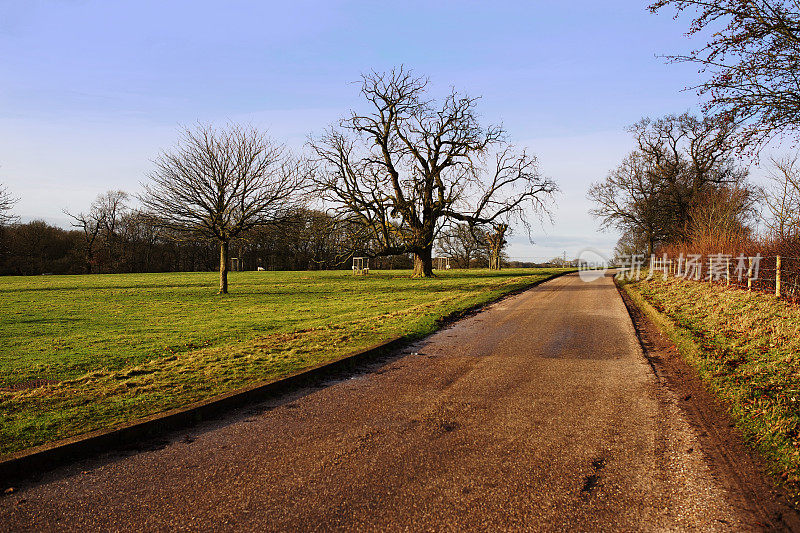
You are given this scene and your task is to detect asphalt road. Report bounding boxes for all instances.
[0,272,764,531]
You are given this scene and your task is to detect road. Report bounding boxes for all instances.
[0,272,774,531]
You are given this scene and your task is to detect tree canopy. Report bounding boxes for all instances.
[651,0,800,150]
[589,113,755,256]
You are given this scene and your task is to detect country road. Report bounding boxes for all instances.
[0,272,785,531]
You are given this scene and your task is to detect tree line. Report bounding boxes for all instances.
[0,194,526,276]
[0,201,388,277]
[0,68,559,291]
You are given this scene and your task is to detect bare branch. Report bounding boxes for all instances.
[651,0,800,152]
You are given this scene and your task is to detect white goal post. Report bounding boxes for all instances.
[352,257,369,275]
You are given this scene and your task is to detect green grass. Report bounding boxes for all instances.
[620,273,800,502]
[0,268,569,455]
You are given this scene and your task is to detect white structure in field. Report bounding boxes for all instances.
[435,257,451,270]
[352,257,369,275]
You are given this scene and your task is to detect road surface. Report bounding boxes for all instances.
[0,272,779,531]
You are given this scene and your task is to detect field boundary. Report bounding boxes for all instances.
[0,269,571,485]
[615,276,800,528]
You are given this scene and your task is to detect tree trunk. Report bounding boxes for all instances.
[489,252,498,270]
[219,240,229,294]
[84,247,95,274]
[488,246,501,270]
[412,248,434,277]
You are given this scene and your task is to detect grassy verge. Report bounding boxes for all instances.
[0,268,569,456]
[619,273,800,501]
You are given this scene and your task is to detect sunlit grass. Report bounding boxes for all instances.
[0,268,568,455]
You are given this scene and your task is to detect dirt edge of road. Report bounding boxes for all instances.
[616,276,800,531]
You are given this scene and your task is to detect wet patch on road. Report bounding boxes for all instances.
[580,457,606,498]
[438,420,459,433]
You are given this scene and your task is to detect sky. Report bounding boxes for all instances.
[0,0,723,261]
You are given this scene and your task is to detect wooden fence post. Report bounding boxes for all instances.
[747,257,753,291]
[776,255,782,298]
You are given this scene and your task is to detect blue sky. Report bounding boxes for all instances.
[0,0,713,260]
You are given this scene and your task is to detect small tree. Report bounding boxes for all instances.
[686,184,758,252]
[65,190,131,273]
[484,223,509,270]
[96,190,129,270]
[0,184,18,226]
[763,155,800,239]
[65,203,104,274]
[311,68,557,277]
[140,124,304,293]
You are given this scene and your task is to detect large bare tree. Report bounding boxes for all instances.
[650,0,800,150]
[140,124,304,293]
[588,151,667,257]
[310,68,557,277]
[589,113,751,255]
[631,113,745,236]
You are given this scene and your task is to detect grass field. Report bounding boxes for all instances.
[0,268,568,455]
[620,274,800,502]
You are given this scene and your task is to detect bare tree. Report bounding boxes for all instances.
[436,223,482,268]
[65,204,104,274]
[96,190,128,240]
[484,223,509,270]
[631,113,745,238]
[0,184,18,226]
[588,151,667,257]
[650,0,800,150]
[310,68,557,277]
[140,124,304,293]
[96,190,129,270]
[612,229,651,264]
[763,155,800,239]
[590,114,750,256]
[65,190,131,273]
